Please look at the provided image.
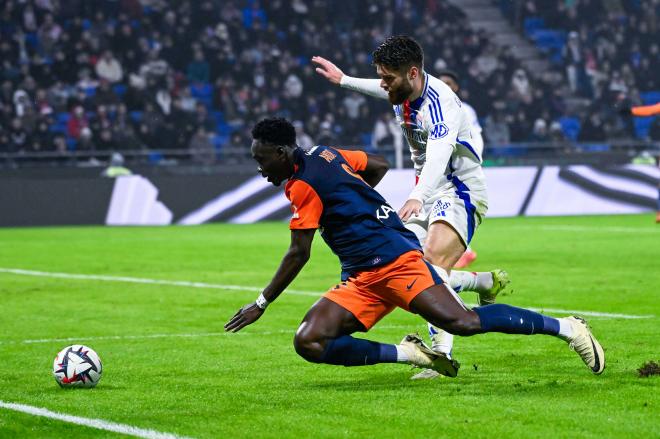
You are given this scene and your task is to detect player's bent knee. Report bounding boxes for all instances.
[441,312,482,336]
[293,329,326,363]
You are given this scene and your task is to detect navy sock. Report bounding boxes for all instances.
[321,335,398,366]
[474,304,560,335]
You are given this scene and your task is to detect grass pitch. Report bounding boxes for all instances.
[0,215,658,438]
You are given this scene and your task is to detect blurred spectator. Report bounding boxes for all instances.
[293,120,313,150]
[0,0,655,167]
[95,50,124,83]
[529,119,549,142]
[484,111,511,145]
[189,126,215,164]
[187,49,210,84]
[66,105,88,140]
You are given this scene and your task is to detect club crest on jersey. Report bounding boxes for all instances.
[429,123,449,140]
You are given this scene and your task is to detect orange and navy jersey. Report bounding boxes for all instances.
[284,146,421,278]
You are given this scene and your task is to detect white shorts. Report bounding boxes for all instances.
[405,186,488,248]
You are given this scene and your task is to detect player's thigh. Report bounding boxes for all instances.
[296,297,365,342]
[422,221,467,271]
[408,284,480,335]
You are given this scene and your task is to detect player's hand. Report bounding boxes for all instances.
[398,199,422,222]
[312,56,344,85]
[224,303,264,333]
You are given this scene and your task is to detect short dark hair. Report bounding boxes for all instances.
[372,35,424,71]
[251,117,296,147]
[437,69,460,85]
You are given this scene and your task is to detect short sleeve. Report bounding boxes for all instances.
[284,180,323,230]
[336,149,368,171]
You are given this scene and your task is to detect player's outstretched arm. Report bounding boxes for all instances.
[224,229,316,332]
[360,153,389,187]
[312,56,388,100]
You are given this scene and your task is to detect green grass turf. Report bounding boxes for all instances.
[0,215,658,438]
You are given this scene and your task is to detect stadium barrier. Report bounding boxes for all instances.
[1,164,657,227]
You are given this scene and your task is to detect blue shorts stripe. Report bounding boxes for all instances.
[450,174,477,244]
[423,259,444,285]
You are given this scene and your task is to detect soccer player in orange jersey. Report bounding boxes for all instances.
[224,117,605,377]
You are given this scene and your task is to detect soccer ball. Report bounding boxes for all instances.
[53,345,102,388]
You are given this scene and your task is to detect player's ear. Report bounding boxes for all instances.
[408,66,419,81]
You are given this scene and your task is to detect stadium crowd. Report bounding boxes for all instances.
[0,0,658,165]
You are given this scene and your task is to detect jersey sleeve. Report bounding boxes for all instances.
[336,149,368,171]
[285,180,323,230]
[408,91,461,203]
[340,76,389,100]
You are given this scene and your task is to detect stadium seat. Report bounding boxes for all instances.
[523,17,545,36]
[213,134,229,149]
[633,116,656,139]
[640,91,660,105]
[129,111,143,123]
[56,112,70,124]
[112,84,127,97]
[559,117,581,141]
[148,151,163,164]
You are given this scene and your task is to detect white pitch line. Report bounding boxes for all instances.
[0,401,193,439]
[517,225,659,234]
[0,268,654,320]
[0,267,320,297]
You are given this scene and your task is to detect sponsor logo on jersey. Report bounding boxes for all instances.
[429,123,449,140]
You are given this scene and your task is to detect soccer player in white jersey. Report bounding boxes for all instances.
[313,35,510,379]
[437,69,482,269]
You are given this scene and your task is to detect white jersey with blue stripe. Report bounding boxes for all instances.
[392,73,485,202]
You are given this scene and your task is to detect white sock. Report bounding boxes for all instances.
[429,323,454,357]
[558,318,574,339]
[450,271,494,293]
[395,345,410,363]
[449,270,477,292]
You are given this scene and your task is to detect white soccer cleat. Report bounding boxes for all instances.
[478,269,511,306]
[410,368,442,380]
[560,316,605,375]
[399,333,460,378]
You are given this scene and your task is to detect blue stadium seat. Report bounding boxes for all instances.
[577,143,609,152]
[640,91,660,105]
[148,152,163,164]
[213,134,229,149]
[210,110,225,124]
[24,32,39,49]
[190,83,212,98]
[523,17,545,36]
[634,116,656,139]
[56,112,70,124]
[129,111,143,123]
[112,84,127,97]
[530,29,566,51]
[559,117,581,141]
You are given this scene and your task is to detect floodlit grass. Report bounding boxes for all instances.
[0,215,658,438]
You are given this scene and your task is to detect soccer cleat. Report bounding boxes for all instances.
[560,316,605,375]
[399,333,460,378]
[410,368,442,380]
[477,269,511,306]
[454,249,477,268]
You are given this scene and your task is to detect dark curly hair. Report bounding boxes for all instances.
[372,35,424,71]
[251,117,296,147]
